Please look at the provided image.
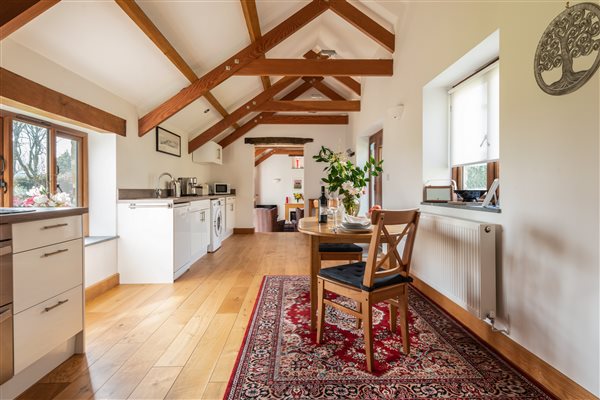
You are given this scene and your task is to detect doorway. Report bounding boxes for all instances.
[368,130,383,208]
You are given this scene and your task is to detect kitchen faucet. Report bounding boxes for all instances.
[156,172,173,198]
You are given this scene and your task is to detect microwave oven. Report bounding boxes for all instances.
[212,183,231,195]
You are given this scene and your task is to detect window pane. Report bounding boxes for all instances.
[12,121,49,206]
[463,163,487,190]
[56,135,79,206]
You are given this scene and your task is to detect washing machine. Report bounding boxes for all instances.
[208,197,225,252]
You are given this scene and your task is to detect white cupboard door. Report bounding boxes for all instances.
[189,209,205,260]
[13,238,83,314]
[173,205,191,273]
[200,208,210,251]
[14,285,83,374]
[226,198,236,232]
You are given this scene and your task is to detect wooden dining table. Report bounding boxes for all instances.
[297,217,375,330]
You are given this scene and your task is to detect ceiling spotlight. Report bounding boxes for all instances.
[318,49,337,57]
[203,108,210,114]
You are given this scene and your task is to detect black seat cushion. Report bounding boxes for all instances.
[318,262,413,292]
[319,243,363,253]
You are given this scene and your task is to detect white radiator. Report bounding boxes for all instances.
[412,213,497,320]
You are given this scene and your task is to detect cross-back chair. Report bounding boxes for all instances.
[316,209,421,372]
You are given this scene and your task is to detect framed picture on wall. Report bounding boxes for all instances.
[293,179,303,190]
[156,126,181,157]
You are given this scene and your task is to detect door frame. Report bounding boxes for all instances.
[368,130,383,208]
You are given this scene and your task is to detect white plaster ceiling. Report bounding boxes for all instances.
[7,0,397,138]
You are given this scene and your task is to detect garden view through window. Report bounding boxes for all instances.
[11,119,82,207]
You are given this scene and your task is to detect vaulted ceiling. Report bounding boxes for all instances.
[4,0,400,150]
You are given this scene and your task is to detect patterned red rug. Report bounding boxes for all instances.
[224,276,552,399]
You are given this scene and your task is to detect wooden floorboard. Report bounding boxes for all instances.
[18,233,307,400]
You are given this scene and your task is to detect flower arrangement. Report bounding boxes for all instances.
[19,186,72,207]
[313,146,383,216]
[293,193,303,202]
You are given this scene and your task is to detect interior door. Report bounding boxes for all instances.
[368,130,383,208]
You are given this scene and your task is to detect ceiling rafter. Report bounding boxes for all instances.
[303,50,361,95]
[261,115,348,125]
[188,76,299,153]
[257,100,360,112]
[306,79,346,100]
[239,0,271,90]
[0,0,60,41]
[113,0,239,129]
[254,149,275,166]
[137,0,330,136]
[218,80,315,148]
[236,59,392,77]
[328,0,395,53]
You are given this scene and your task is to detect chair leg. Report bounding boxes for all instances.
[362,298,374,372]
[316,278,325,344]
[399,287,410,355]
[388,301,397,333]
[355,301,362,329]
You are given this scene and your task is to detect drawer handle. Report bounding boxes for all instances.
[41,249,69,258]
[41,223,68,230]
[44,299,69,313]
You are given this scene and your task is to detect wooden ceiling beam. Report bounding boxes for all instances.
[261,114,348,125]
[256,100,360,112]
[0,0,60,41]
[303,50,361,95]
[254,149,275,166]
[0,68,126,135]
[138,0,329,136]
[188,76,299,153]
[236,59,392,77]
[308,79,346,101]
[329,0,395,53]
[239,0,271,90]
[218,80,314,148]
[114,0,239,130]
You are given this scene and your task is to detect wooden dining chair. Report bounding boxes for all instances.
[319,243,363,264]
[316,209,421,372]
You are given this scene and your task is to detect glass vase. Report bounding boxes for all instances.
[342,196,360,217]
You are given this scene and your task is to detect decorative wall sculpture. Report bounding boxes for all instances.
[534,2,600,95]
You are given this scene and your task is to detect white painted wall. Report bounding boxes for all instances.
[87,132,117,236]
[256,155,304,221]
[351,2,599,395]
[211,124,349,228]
[84,240,118,287]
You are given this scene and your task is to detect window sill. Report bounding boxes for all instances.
[84,236,119,247]
[420,202,501,213]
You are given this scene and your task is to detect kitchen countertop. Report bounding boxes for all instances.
[117,194,235,204]
[0,207,89,224]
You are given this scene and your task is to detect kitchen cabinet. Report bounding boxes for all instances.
[11,215,84,375]
[225,197,236,238]
[117,199,211,284]
[192,141,222,165]
[190,200,210,261]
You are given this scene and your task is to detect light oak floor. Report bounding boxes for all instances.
[18,233,308,400]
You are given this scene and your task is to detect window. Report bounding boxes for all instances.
[1,112,87,209]
[449,60,500,193]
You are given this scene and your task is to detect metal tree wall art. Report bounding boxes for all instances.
[534,2,600,95]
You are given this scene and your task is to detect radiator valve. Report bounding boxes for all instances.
[485,312,509,335]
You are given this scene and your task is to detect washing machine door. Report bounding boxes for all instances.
[213,207,223,237]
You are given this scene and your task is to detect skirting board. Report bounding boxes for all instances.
[410,276,597,400]
[85,273,120,303]
[233,228,255,234]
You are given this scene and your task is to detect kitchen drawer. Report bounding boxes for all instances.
[14,285,83,374]
[13,215,82,253]
[13,238,83,314]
